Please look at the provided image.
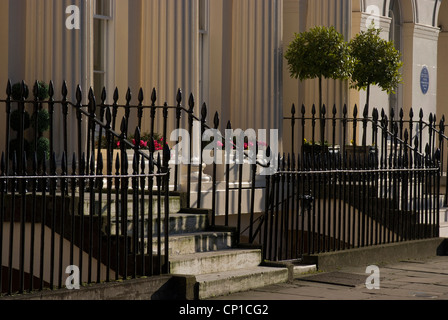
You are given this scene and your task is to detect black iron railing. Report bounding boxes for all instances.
[0,79,272,296]
[1,79,445,295]
[250,104,442,262]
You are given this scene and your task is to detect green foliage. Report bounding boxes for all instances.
[285,26,352,82]
[10,109,31,131]
[35,81,50,101]
[8,138,32,161]
[11,81,49,101]
[349,26,403,95]
[36,137,50,162]
[31,109,51,134]
[11,83,29,100]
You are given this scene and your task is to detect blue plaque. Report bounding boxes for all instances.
[420,66,429,95]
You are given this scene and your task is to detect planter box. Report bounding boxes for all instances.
[344,145,377,158]
[301,144,329,155]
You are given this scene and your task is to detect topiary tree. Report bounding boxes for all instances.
[285,25,352,115]
[349,26,403,111]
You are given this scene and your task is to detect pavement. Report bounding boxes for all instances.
[208,255,448,300]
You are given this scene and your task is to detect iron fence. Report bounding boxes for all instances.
[0,79,445,295]
[250,104,442,262]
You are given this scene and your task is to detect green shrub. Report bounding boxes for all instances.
[31,109,51,134]
[36,137,50,163]
[10,109,31,131]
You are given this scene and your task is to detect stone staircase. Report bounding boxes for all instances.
[82,192,291,300]
[165,210,289,300]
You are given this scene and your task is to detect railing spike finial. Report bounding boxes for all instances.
[105,107,112,127]
[163,143,171,168]
[113,87,119,103]
[301,103,306,115]
[419,108,424,119]
[115,153,120,174]
[343,104,347,116]
[6,79,11,97]
[188,93,195,112]
[47,80,54,98]
[435,148,441,162]
[148,151,154,173]
[291,104,296,116]
[138,87,144,103]
[132,152,138,174]
[214,112,220,129]
[72,152,77,174]
[134,127,141,146]
[62,81,68,98]
[126,87,132,103]
[1,152,5,174]
[151,88,157,104]
[156,153,162,173]
[76,85,82,103]
[201,102,207,121]
[353,104,358,118]
[372,108,378,121]
[176,88,182,104]
[409,108,414,119]
[33,81,40,99]
[51,152,58,175]
[88,88,96,114]
[101,87,107,103]
[333,104,337,116]
[321,104,326,116]
[61,151,67,174]
[363,104,369,118]
[120,117,127,137]
[291,153,296,171]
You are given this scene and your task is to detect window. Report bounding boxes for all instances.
[93,0,113,102]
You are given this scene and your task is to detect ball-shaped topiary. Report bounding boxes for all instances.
[11,82,29,100]
[10,109,31,131]
[36,137,50,163]
[31,109,51,134]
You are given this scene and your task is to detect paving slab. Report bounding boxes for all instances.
[208,255,448,300]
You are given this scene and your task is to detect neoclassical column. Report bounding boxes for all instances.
[20,0,92,158]
[139,0,199,137]
[229,0,283,149]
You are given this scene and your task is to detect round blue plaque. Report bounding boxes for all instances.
[420,66,429,95]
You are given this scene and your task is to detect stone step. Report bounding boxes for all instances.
[195,266,289,300]
[147,231,235,256]
[169,248,262,275]
[109,212,210,238]
[78,194,182,217]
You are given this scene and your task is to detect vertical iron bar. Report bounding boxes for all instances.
[8,153,17,295]
[58,153,67,289]
[18,152,27,294]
